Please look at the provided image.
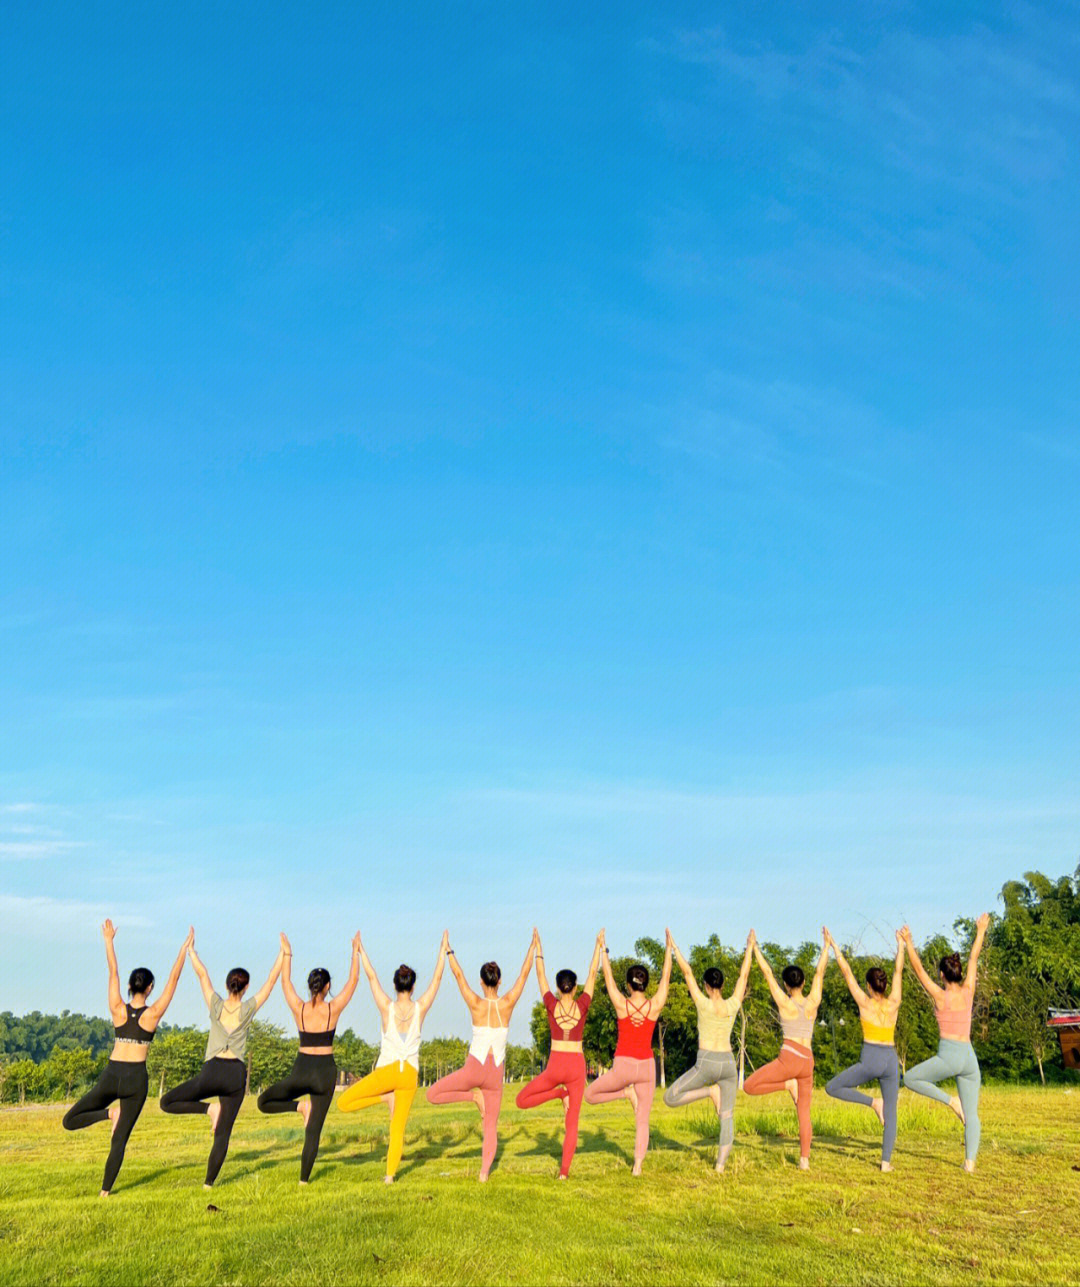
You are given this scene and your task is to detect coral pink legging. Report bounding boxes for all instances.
[583,1056,656,1166]
[742,1042,814,1158]
[515,1051,586,1177]
[426,1055,504,1175]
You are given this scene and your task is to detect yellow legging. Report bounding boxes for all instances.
[337,1061,418,1177]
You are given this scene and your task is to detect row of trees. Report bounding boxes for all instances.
[528,867,1080,1087]
[3,866,1077,1104]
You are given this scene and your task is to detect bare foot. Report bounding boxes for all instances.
[208,1102,221,1133]
[556,1174,567,1182]
[871,1097,885,1127]
[716,1145,731,1173]
[963,1159,975,1174]
[298,1100,312,1128]
[880,1161,893,1173]
[626,1085,639,1111]
[99,1189,110,1199]
[383,1175,395,1185]
[715,1161,726,1174]
[949,1095,965,1125]
[299,1180,308,1186]
[785,1079,799,1105]
[204,1183,213,1190]
[631,1161,643,1177]
[108,1104,121,1136]
[798,1157,810,1171]
[472,1088,486,1122]
[478,1172,489,1184]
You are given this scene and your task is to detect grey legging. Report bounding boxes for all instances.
[824,1041,899,1163]
[903,1039,981,1162]
[663,1050,738,1150]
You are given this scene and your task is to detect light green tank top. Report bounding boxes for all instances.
[205,992,257,1061]
[696,996,736,1051]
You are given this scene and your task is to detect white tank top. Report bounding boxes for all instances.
[468,997,509,1067]
[377,1001,422,1071]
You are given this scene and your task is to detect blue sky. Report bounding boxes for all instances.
[2,2,1079,1043]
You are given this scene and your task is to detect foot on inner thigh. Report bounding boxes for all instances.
[472,1088,486,1121]
[785,1079,799,1104]
[298,1100,312,1128]
[871,1097,885,1127]
[207,1102,222,1132]
[949,1094,965,1124]
[108,1103,121,1136]
[625,1084,639,1111]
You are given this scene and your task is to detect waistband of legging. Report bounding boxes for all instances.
[781,1041,814,1059]
[106,1058,148,1071]
[862,1040,896,1050]
[550,1040,583,1054]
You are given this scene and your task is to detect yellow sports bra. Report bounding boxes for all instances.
[860,1015,895,1044]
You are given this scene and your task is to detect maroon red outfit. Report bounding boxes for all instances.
[515,991,591,1177]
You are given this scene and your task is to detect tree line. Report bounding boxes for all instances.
[2,866,1077,1104]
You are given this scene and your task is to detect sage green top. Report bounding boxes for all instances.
[205,992,257,1061]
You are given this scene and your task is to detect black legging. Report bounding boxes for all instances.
[62,1060,148,1193]
[257,1052,337,1182]
[160,1056,246,1185]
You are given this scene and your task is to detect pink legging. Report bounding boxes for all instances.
[425,1054,504,1176]
[743,1042,814,1159]
[584,1056,656,1166]
[515,1051,585,1177]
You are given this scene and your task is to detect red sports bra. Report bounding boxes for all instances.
[545,991,591,1042]
[614,994,655,1059]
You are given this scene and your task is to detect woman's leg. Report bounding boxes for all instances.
[299,1058,337,1184]
[663,1054,715,1108]
[902,1051,954,1107]
[337,1062,403,1113]
[878,1050,900,1164]
[743,1052,794,1098]
[583,1059,633,1105]
[204,1063,246,1186]
[476,1056,504,1179]
[825,1052,875,1108]
[955,1047,981,1164]
[793,1053,814,1160]
[426,1057,482,1106]
[63,1064,117,1131]
[559,1058,586,1178]
[160,1062,217,1116]
[744,1047,813,1160]
[100,1065,148,1194]
[257,1059,308,1115]
[515,1062,567,1111]
[385,1067,418,1177]
[716,1052,738,1166]
[629,1058,656,1169]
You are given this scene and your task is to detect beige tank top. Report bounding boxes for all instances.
[696,996,736,1051]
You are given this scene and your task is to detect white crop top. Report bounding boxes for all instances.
[467,998,509,1067]
[377,1001,423,1071]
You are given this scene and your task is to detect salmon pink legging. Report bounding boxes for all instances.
[515,1051,585,1177]
[743,1042,815,1159]
[426,1054,504,1175]
[584,1056,656,1166]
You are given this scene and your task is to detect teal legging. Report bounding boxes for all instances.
[903,1039,981,1162]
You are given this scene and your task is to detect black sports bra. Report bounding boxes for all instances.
[298,1001,336,1048]
[114,1003,154,1044]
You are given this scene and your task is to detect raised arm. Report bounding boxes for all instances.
[889,931,905,1003]
[825,929,866,1005]
[102,919,125,1022]
[649,930,675,1014]
[583,932,603,997]
[329,933,363,1020]
[598,930,626,1014]
[900,926,944,1003]
[187,937,216,1007]
[146,927,194,1024]
[670,935,705,1005]
[751,939,788,1008]
[965,913,990,992]
[357,934,391,1015]
[279,933,302,1019]
[730,929,756,1009]
[418,930,450,1018]
[253,939,286,1010]
[534,929,550,997]
[505,929,539,1008]
[807,929,830,1006]
[447,939,481,1008]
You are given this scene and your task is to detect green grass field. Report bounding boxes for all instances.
[0,1085,1076,1285]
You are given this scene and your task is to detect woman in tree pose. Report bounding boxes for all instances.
[743,930,829,1169]
[426,930,538,1181]
[159,934,285,1187]
[664,929,755,1172]
[256,931,361,1184]
[583,928,674,1176]
[336,931,449,1182]
[823,929,905,1171]
[899,913,990,1172]
[515,930,602,1179]
[62,919,191,1196]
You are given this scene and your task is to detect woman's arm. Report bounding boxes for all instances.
[888,931,905,1003]
[447,941,481,1008]
[598,930,626,1014]
[253,940,286,1010]
[357,934,391,1014]
[330,933,363,1019]
[900,926,944,1002]
[102,919,125,1023]
[670,935,705,1005]
[583,932,603,998]
[807,929,830,1006]
[825,929,866,1005]
[279,933,302,1020]
[965,913,991,991]
[418,930,450,1018]
[145,927,194,1024]
[751,940,788,1008]
[649,930,675,1015]
[188,938,216,1008]
[729,930,756,1009]
[534,929,551,997]
[505,930,539,1009]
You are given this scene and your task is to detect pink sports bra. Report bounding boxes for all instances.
[936,993,973,1043]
